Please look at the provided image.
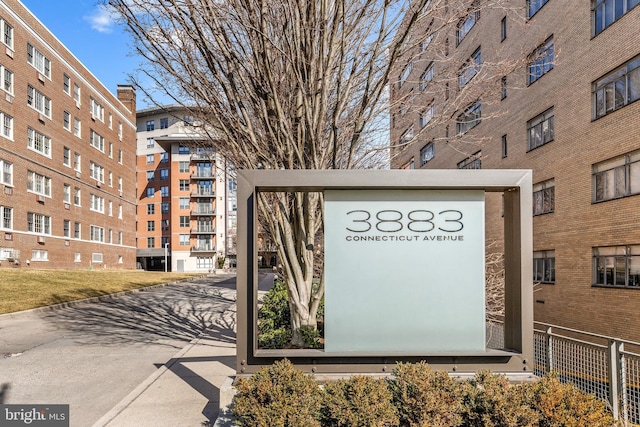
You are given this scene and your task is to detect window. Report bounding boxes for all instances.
[457,151,482,169]
[160,152,169,163]
[179,161,189,173]
[178,145,190,155]
[108,201,113,217]
[528,0,550,18]
[593,0,640,36]
[63,184,71,203]
[533,250,555,283]
[63,111,71,131]
[108,172,113,187]
[0,111,12,140]
[27,128,51,157]
[146,188,155,198]
[400,126,414,145]
[160,117,169,129]
[90,161,104,183]
[456,2,480,45]
[74,222,81,239]
[398,62,413,88]
[147,220,155,231]
[501,16,507,41]
[63,74,70,95]
[179,197,190,209]
[147,237,155,248]
[501,76,508,99]
[74,118,81,137]
[161,219,169,230]
[27,86,51,117]
[146,120,155,131]
[63,219,70,238]
[593,245,640,287]
[528,37,554,85]
[593,149,640,202]
[420,142,435,166]
[593,54,640,119]
[27,43,51,78]
[0,206,12,229]
[27,212,51,234]
[90,225,104,242]
[160,169,169,180]
[0,159,11,185]
[527,108,554,150]
[420,102,434,128]
[118,177,123,193]
[421,33,434,53]
[161,202,169,213]
[179,179,190,191]
[27,171,51,196]
[74,152,81,172]
[456,102,481,135]
[161,186,169,197]
[90,194,105,213]
[90,98,104,121]
[1,65,13,95]
[90,129,104,152]
[109,113,113,129]
[146,137,154,148]
[419,63,434,91]
[501,135,508,158]
[179,234,190,246]
[458,48,481,89]
[118,204,122,219]
[74,253,81,262]
[533,179,555,215]
[197,257,214,269]
[118,231,123,244]
[1,19,13,49]
[146,170,154,182]
[74,187,81,206]
[179,216,190,227]
[147,204,155,215]
[73,83,81,104]
[146,154,154,164]
[31,250,48,262]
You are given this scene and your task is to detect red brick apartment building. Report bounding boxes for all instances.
[0,0,137,269]
[136,106,236,272]
[390,0,640,341]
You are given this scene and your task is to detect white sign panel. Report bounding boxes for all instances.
[324,189,486,353]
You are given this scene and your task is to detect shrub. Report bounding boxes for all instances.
[388,362,464,427]
[232,359,322,427]
[522,373,614,427]
[257,280,291,349]
[321,375,399,427]
[459,370,537,427]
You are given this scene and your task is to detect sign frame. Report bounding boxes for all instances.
[236,169,533,376]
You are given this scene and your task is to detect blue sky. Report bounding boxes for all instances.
[20,0,142,101]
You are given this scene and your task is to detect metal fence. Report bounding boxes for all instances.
[499,321,640,424]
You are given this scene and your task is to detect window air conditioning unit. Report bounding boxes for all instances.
[38,113,45,123]
[5,233,12,241]
[64,203,70,210]
[90,112,96,121]
[37,236,46,243]
[75,101,81,109]
[64,240,70,246]
[4,186,12,195]
[36,194,45,203]
[5,47,13,58]
[5,93,12,103]
[37,72,45,82]
[75,171,81,178]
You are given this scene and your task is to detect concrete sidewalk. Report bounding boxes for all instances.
[93,330,236,427]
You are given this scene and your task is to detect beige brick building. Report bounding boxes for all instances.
[0,0,137,269]
[390,0,640,341]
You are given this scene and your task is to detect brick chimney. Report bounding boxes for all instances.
[117,84,136,118]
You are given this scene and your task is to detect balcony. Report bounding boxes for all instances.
[191,152,214,161]
[191,227,215,234]
[190,189,215,197]
[191,208,216,216]
[191,171,215,180]
[191,245,215,252]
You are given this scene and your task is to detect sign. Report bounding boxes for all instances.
[324,189,486,353]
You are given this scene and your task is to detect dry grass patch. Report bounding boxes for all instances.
[0,269,202,314]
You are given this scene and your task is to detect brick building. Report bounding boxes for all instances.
[136,106,236,272]
[390,1,640,341]
[0,0,137,269]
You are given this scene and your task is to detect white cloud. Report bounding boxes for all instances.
[84,5,116,34]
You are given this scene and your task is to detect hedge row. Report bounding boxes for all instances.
[232,360,614,427]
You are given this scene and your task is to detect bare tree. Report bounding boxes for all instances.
[108,0,529,346]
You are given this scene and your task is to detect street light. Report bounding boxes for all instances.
[164,242,169,272]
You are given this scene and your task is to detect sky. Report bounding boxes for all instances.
[19,0,145,103]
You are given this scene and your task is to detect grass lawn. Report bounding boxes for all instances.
[0,269,203,314]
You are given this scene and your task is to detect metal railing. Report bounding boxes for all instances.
[489,321,640,424]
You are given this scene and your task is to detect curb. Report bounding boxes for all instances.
[0,275,211,319]
[92,332,205,427]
